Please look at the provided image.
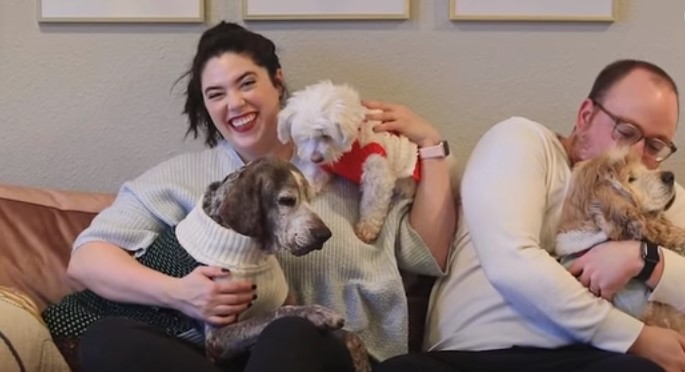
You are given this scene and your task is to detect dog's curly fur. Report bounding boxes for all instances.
[556,147,685,333]
[197,157,371,371]
[277,80,420,243]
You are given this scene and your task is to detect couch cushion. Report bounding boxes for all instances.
[0,184,114,310]
[0,286,71,372]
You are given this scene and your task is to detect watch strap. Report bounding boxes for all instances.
[418,141,450,159]
[635,239,660,282]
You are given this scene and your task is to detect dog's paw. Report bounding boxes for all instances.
[310,178,328,195]
[278,305,345,330]
[355,221,381,243]
[333,329,372,372]
[303,304,345,329]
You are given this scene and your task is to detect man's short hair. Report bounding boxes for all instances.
[588,59,679,108]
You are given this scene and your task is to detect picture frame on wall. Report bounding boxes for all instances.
[449,0,616,22]
[242,0,410,21]
[38,0,205,23]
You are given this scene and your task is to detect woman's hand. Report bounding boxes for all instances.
[362,100,441,147]
[567,240,643,300]
[169,266,255,326]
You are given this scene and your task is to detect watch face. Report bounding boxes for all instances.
[642,241,660,263]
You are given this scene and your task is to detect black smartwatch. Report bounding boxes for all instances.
[635,239,660,282]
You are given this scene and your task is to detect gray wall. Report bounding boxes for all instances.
[2,0,684,192]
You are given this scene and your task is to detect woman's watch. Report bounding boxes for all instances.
[635,240,660,282]
[418,141,450,159]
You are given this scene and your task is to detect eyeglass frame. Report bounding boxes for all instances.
[590,99,678,162]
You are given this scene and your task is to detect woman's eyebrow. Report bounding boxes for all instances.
[233,71,256,84]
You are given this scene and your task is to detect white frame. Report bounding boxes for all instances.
[242,0,410,21]
[38,0,205,23]
[449,0,616,22]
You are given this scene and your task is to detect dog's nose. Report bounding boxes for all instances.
[661,171,675,186]
[311,153,324,164]
[312,226,332,248]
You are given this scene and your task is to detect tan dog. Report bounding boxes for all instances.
[556,147,685,333]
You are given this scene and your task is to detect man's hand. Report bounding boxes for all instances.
[628,325,685,372]
[568,240,643,300]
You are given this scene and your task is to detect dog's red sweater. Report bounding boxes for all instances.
[322,141,421,184]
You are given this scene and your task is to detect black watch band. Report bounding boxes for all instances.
[635,240,660,282]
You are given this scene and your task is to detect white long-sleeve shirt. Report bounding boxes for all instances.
[425,116,685,353]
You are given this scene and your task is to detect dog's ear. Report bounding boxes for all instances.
[562,152,645,240]
[331,121,349,145]
[219,165,266,238]
[586,152,643,239]
[590,187,646,240]
[277,105,295,144]
[332,109,364,147]
[202,174,235,225]
[586,153,646,240]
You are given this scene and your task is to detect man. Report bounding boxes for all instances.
[380,60,685,372]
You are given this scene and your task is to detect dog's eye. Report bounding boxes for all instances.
[278,196,297,207]
[628,176,636,183]
[321,135,332,142]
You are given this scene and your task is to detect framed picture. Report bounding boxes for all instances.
[242,0,410,21]
[449,0,616,22]
[38,0,205,23]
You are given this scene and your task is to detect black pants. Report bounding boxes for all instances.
[79,316,354,372]
[376,345,663,372]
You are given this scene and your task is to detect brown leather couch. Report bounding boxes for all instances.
[0,182,434,370]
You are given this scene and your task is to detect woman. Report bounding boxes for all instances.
[46,21,456,372]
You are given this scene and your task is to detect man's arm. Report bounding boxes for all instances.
[462,118,643,352]
[647,182,685,310]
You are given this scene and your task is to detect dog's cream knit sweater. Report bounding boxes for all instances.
[175,202,288,321]
[73,141,443,362]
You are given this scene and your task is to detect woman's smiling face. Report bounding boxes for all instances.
[201,52,284,161]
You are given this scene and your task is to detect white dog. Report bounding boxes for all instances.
[277,80,420,243]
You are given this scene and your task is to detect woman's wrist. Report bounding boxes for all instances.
[416,132,442,148]
[159,276,183,309]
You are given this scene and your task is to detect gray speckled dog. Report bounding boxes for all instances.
[189,156,371,372]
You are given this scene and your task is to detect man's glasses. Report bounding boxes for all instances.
[592,100,678,162]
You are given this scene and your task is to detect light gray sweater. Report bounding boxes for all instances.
[73,140,443,361]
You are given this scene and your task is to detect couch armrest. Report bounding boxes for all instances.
[0,184,114,310]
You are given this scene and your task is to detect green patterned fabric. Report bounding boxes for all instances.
[42,228,202,341]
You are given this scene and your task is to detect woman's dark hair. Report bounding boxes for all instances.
[179,21,283,148]
[588,59,679,107]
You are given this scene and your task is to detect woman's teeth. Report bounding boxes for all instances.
[231,113,256,128]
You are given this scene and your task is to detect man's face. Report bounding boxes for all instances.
[576,69,679,169]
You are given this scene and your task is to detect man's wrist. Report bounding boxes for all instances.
[630,241,645,277]
[635,240,660,282]
[645,247,664,289]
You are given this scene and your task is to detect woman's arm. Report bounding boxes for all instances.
[69,241,254,326]
[363,100,457,270]
[408,156,456,270]
[66,157,255,325]
[69,241,178,306]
